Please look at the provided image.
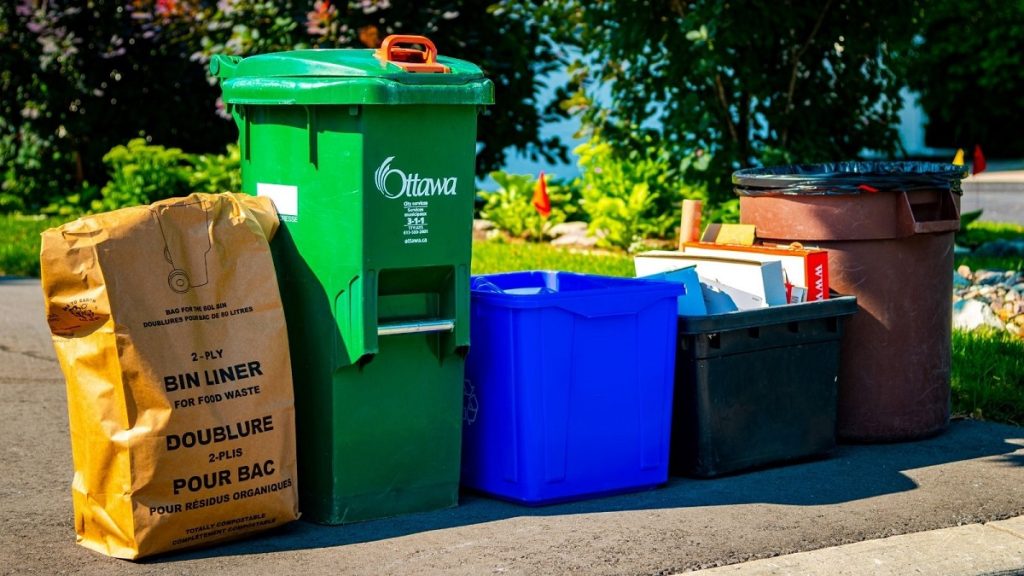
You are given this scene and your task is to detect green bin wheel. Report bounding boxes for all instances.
[168,269,190,293]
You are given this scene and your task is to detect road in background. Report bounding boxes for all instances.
[963,171,1024,225]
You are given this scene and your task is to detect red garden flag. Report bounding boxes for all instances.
[973,145,987,175]
[532,171,551,219]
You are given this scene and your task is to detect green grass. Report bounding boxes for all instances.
[956,221,1024,272]
[952,328,1024,426]
[472,240,634,277]
[949,220,1024,425]
[0,214,66,277]
[955,254,1024,272]
[957,220,1024,248]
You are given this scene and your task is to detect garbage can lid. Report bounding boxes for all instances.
[212,35,494,106]
[733,161,968,196]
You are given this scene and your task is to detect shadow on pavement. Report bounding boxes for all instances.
[156,418,1024,562]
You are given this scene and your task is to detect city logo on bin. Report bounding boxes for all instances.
[374,156,458,199]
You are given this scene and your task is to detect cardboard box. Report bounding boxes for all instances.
[682,242,830,302]
[635,251,788,309]
[638,266,707,315]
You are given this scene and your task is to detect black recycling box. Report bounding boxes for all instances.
[671,295,858,478]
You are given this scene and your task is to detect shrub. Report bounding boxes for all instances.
[94,139,193,212]
[0,1,561,212]
[0,122,79,213]
[527,1,919,208]
[190,144,242,194]
[479,171,578,242]
[575,133,712,252]
[41,139,241,216]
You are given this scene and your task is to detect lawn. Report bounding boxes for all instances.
[4,214,1023,425]
[472,240,633,277]
[0,214,65,277]
[952,328,1024,425]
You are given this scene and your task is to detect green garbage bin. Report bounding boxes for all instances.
[212,35,493,524]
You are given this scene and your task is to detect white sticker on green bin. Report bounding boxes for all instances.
[256,183,298,220]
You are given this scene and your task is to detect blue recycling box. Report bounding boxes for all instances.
[461,271,682,505]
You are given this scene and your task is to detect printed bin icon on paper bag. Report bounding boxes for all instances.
[41,192,299,560]
[157,197,212,293]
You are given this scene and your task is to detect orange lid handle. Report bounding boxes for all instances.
[375,34,451,74]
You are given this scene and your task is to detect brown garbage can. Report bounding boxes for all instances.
[734,162,967,442]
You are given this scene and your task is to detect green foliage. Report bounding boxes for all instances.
[706,197,740,226]
[39,184,100,218]
[95,139,193,212]
[190,144,242,194]
[40,139,241,216]
[574,133,710,251]
[952,328,1024,426]
[195,0,305,58]
[188,0,568,175]
[479,172,578,241]
[905,1,1024,155]
[0,214,63,277]
[0,121,80,213]
[0,1,562,212]
[958,209,984,233]
[954,220,1024,272]
[956,220,1024,250]
[956,255,1024,275]
[471,239,633,277]
[93,139,242,212]
[512,0,920,206]
[0,0,236,212]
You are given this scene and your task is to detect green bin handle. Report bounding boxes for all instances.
[377,318,455,336]
[210,55,243,79]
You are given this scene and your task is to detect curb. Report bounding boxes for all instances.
[683,516,1024,576]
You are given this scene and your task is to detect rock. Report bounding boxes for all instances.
[953,271,971,289]
[953,263,1024,339]
[551,234,598,248]
[975,270,1004,286]
[953,298,1005,331]
[548,221,588,237]
[974,239,1024,257]
[473,219,497,240]
[547,221,597,248]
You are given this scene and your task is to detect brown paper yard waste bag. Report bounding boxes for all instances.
[40,192,299,559]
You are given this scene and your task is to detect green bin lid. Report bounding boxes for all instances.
[212,35,494,106]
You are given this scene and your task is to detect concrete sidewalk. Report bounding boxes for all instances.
[690,517,1024,575]
[1,276,1023,575]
